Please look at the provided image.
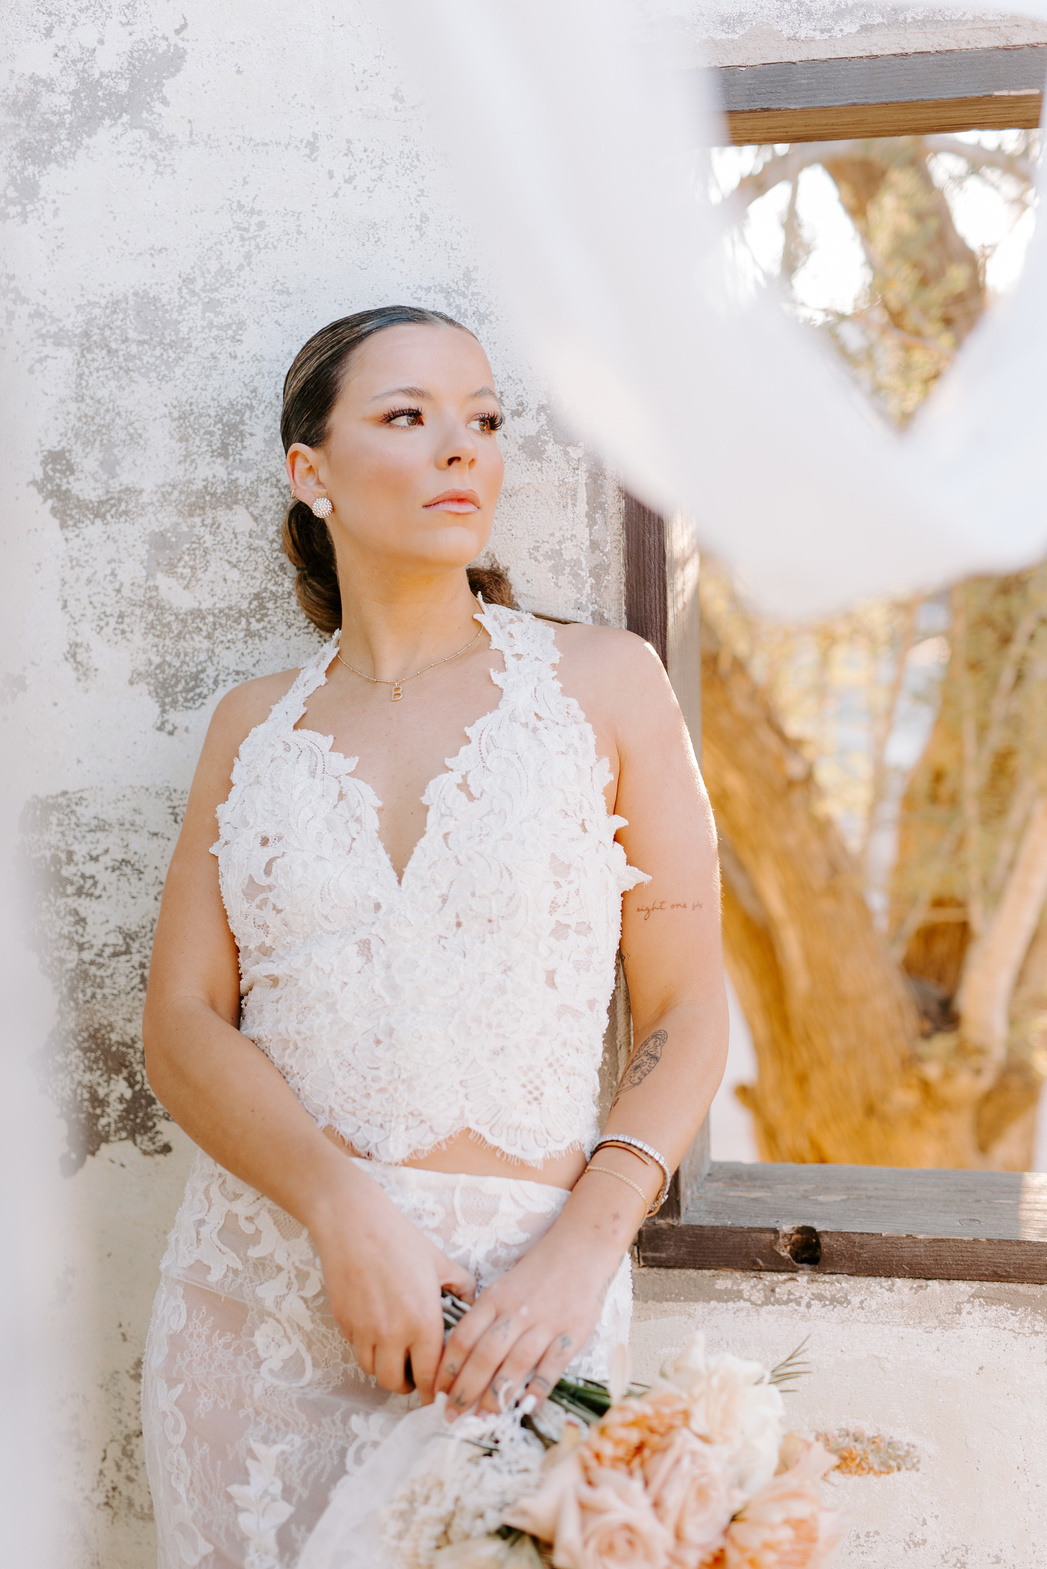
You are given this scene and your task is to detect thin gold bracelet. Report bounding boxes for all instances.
[592,1136,671,1213]
[584,1164,651,1209]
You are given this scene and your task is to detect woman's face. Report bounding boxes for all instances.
[287,323,504,580]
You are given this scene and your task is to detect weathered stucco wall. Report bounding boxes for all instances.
[7,6,1046,1569]
[3,5,624,1564]
[634,1267,1047,1569]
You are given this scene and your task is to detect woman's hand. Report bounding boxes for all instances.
[433,1219,626,1419]
[309,1174,477,1403]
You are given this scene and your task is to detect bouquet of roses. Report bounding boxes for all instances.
[374,1296,845,1569]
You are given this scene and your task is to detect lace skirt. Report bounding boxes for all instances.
[142,1153,632,1569]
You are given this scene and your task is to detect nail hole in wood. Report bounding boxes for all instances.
[777,1224,822,1268]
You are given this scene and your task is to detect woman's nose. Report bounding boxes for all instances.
[440,431,477,468]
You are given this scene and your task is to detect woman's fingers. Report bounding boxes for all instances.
[374,1339,413,1395]
[474,1326,550,1415]
[442,1306,538,1416]
[440,1257,477,1305]
[435,1293,497,1395]
[406,1319,446,1404]
[524,1335,579,1408]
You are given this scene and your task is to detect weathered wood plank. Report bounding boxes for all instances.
[712,45,1047,112]
[638,1161,1047,1282]
[621,493,709,1218]
[721,93,1043,145]
[679,1160,1047,1238]
[623,493,668,665]
[637,1223,1047,1284]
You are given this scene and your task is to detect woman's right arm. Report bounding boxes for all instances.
[142,680,475,1399]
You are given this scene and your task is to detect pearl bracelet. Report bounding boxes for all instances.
[592,1135,672,1216]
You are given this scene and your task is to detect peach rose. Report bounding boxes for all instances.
[504,1453,674,1569]
[582,1388,692,1478]
[503,1450,587,1554]
[643,1428,741,1565]
[722,1440,846,1569]
[578,1469,675,1569]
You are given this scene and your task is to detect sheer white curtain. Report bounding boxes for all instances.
[377,0,1047,617]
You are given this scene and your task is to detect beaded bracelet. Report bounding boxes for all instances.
[592,1135,672,1216]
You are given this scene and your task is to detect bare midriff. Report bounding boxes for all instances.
[321,1124,588,1189]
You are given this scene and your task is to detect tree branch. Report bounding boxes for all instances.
[957,798,1047,1067]
[924,136,1037,186]
[954,584,985,935]
[862,598,918,870]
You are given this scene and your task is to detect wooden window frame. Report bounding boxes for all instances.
[623,494,1047,1283]
[708,43,1045,144]
[625,42,1047,1280]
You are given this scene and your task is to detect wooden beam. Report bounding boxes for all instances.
[623,492,668,664]
[637,1160,1047,1282]
[705,42,1046,144]
[622,493,708,1217]
[723,92,1042,145]
[715,44,1047,111]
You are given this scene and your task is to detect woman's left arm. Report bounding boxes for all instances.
[435,633,728,1416]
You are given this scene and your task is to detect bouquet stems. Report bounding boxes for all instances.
[441,1294,626,1427]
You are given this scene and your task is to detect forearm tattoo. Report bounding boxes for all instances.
[611,1029,667,1107]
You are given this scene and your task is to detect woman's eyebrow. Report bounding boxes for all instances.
[369,384,430,401]
[368,384,500,402]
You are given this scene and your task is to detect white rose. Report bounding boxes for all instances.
[661,1335,785,1500]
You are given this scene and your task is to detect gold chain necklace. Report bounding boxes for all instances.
[336,620,484,702]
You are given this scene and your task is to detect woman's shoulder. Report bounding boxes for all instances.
[210,667,303,742]
[541,618,680,748]
[548,619,670,695]
[201,656,321,780]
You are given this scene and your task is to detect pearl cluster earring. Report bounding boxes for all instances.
[310,497,333,519]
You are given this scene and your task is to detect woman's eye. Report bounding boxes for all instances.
[471,412,504,434]
[384,408,424,427]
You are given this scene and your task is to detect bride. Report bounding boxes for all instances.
[140,304,728,1567]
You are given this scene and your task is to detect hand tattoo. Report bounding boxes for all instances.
[612,1029,667,1106]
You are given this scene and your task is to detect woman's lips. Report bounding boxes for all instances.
[423,490,481,513]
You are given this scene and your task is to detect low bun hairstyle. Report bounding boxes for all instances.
[281,306,516,635]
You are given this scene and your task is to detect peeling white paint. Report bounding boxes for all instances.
[4,5,623,1563]
[6,5,1044,1568]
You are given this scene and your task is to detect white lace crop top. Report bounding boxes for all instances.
[212,603,648,1165]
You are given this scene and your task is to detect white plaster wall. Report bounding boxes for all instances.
[7,8,1046,1568]
[654,1,1047,64]
[634,1267,1047,1569]
[2,6,624,1564]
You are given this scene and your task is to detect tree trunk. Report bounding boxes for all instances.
[711,139,1045,1168]
[889,571,1047,1164]
[821,139,985,353]
[702,622,1033,1168]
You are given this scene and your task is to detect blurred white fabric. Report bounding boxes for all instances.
[379,0,1047,618]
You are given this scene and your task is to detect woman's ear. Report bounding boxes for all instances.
[286,444,324,502]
